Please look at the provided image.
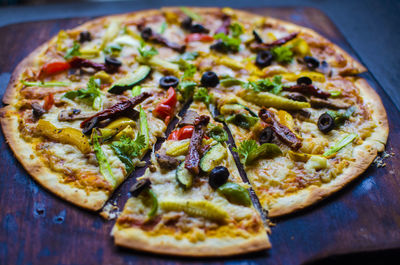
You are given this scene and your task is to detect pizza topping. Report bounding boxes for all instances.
[259,126,274,144]
[217,182,251,207]
[309,96,350,109]
[185,115,210,175]
[244,75,283,94]
[282,84,330,99]
[255,50,273,68]
[199,143,227,172]
[64,42,81,60]
[139,27,186,53]
[207,124,228,143]
[63,77,103,110]
[240,90,310,110]
[178,110,199,127]
[271,45,294,64]
[233,139,282,165]
[201,71,219,87]
[189,24,210,34]
[209,166,229,189]
[79,31,92,43]
[215,15,231,35]
[285,92,308,102]
[68,57,119,74]
[21,80,70,87]
[129,178,151,197]
[81,92,151,134]
[259,108,302,149]
[296,76,312,86]
[105,56,122,68]
[159,76,179,89]
[58,108,93,121]
[323,133,358,157]
[42,94,54,111]
[110,134,146,173]
[108,65,151,94]
[31,103,46,119]
[225,113,259,129]
[156,153,180,170]
[250,32,298,51]
[317,113,335,133]
[193,87,212,105]
[303,56,320,69]
[39,61,71,78]
[153,87,177,124]
[252,30,263,43]
[180,16,193,30]
[184,33,214,43]
[176,162,193,189]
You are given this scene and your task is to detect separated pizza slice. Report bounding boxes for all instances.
[211,73,387,217]
[112,101,270,256]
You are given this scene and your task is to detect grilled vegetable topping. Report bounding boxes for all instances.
[255,50,273,68]
[58,109,93,121]
[140,26,186,53]
[323,133,358,157]
[233,139,282,165]
[108,65,151,94]
[309,96,350,109]
[259,126,274,144]
[217,182,251,207]
[176,162,193,189]
[241,90,310,110]
[259,108,302,149]
[318,113,335,133]
[129,179,151,197]
[190,24,209,34]
[159,76,179,89]
[156,153,180,170]
[64,77,103,110]
[252,30,263,43]
[178,110,200,127]
[304,56,320,69]
[200,143,227,172]
[207,124,228,143]
[159,200,229,222]
[296,76,312,85]
[209,166,229,189]
[226,113,259,129]
[250,32,298,51]
[181,16,193,30]
[31,103,46,119]
[201,71,219,87]
[153,87,177,124]
[283,84,330,99]
[79,31,91,43]
[185,115,210,175]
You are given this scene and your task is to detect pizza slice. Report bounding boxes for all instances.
[113,101,270,256]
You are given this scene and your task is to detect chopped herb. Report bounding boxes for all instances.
[244,75,283,94]
[138,40,158,59]
[193,87,212,104]
[229,22,244,38]
[159,22,167,34]
[233,139,282,165]
[21,80,70,87]
[92,131,117,187]
[225,113,259,129]
[323,133,357,157]
[178,80,197,100]
[111,134,146,173]
[207,124,228,143]
[213,33,241,52]
[64,42,81,60]
[174,59,196,80]
[180,51,199,61]
[327,107,356,126]
[103,43,122,56]
[63,77,103,110]
[180,7,202,21]
[271,45,293,63]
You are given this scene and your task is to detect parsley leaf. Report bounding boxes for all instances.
[178,80,197,100]
[174,59,196,80]
[271,45,293,63]
[233,139,282,165]
[63,77,103,110]
[193,87,212,104]
[180,51,199,61]
[138,40,158,59]
[64,42,81,60]
[214,33,241,52]
[244,75,283,94]
[110,134,146,173]
[103,43,122,56]
[229,22,244,38]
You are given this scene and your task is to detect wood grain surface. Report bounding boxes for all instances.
[0,7,399,265]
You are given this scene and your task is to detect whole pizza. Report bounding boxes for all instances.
[0,7,388,256]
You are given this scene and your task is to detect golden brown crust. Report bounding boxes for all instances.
[268,77,388,217]
[113,226,270,257]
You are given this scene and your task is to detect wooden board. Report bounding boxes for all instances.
[0,7,399,265]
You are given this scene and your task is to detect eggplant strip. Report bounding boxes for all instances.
[250,32,298,51]
[283,84,331,99]
[80,92,151,134]
[214,15,231,35]
[185,115,210,175]
[309,96,351,109]
[140,27,186,53]
[69,57,120,74]
[259,108,302,149]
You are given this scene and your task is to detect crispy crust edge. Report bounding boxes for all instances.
[113,226,270,257]
[268,77,388,217]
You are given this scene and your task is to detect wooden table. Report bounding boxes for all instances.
[0,7,399,265]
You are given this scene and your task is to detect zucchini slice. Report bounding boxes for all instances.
[108,65,151,94]
[200,143,227,172]
[176,162,193,189]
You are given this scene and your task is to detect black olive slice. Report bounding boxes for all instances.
[304,56,320,69]
[181,16,193,30]
[159,76,179,89]
[79,31,92,43]
[129,179,151,197]
[255,51,273,68]
[105,57,122,67]
[201,71,219,87]
[190,24,209,34]
[259,126,274,144]
[296,76,312,86]
[318,112,335,133]
[252,30,263,43]
[209,166,229,189]
[140,27,153,41]
[210,41,227,53]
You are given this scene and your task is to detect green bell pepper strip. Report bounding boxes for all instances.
[91,131,117,188]
[323,133,358,157]
[146,188,158,218]
[139,106,149,151]
[217,182,252,207]
[21,80,70,87]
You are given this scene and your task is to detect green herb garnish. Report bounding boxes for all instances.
[63,77,103,110]
[214,33,241,53]
[244,75,283,94]
[138,40,158,59]
[207,124,228,143]
[271,45,293,63]
[193,87,212,104]
[233,139,282,165]
[64,42,81,60]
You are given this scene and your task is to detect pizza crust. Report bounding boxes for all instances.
[267,77,388,217]
[113,225,270,257]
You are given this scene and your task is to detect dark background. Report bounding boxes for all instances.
[0,1,399,265]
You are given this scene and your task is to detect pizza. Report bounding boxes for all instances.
[0,6,388,256]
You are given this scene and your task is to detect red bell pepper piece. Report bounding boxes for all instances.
[167,130,180,140]
[43,94,54,111]
[153,87,177,123]
[184,33,214,43]
[39,61,70,77]
[177,125,194,140]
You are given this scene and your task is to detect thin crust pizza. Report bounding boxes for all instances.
[0,6,388,256]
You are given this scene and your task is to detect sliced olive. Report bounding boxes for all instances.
[140,27,153,41]
[296,76,312,86]
[210,41,227,53]
[181,16,193,30]
[255,51,273,68]
[318,112,335,133]
[159,76,179,89]
[190,24,209,34]
[79,31,92,43]
[130,179,151,197]
[252,30,263,43]
[304,56,320,69]
[259,126,274,144]
[105,57,122,68]
[209,166,229,189]
[201,71,219,87]
[217,182,251,207]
